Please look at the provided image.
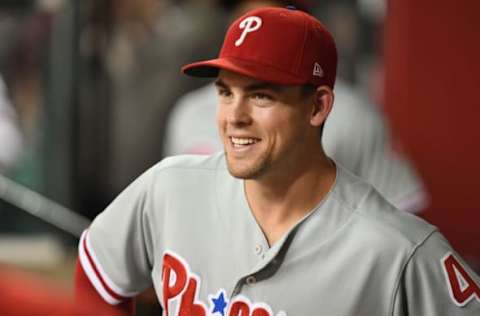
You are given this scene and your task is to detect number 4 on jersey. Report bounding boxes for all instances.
[442,253,480,306]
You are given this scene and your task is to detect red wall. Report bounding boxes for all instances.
[384,0,480,267]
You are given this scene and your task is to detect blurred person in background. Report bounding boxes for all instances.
[4,3,55,189]
[0,75,23,173]
[46,0,229,220]
[164,0,427,213]
[0,0,72,235]
[0,5,88,311]
[45,2,228,312]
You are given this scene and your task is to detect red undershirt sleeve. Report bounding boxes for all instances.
[75,257,136,316]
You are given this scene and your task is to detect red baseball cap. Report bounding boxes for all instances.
[182,6,338,88]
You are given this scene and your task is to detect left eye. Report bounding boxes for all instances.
[252,93,271,100]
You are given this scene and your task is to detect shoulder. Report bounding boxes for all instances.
[154,152,225,174]
[333,165,436,250]
[145,152,227,190]
[354,194,435,247]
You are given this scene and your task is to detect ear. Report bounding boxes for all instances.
[310,85,334,127]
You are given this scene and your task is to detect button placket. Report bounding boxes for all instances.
[232,222,300,298]
[255,244,263,255]
[245,275,257,285]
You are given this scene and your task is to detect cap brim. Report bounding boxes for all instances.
[181,57,305,85]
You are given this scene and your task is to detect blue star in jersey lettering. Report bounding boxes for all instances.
[211,290,228,316]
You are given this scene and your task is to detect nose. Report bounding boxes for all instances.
[226,97,252,127]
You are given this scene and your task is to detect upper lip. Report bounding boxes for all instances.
[228,134,260,139]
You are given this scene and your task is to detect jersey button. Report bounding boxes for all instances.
[246,276,257,285]
[255,244,263,255]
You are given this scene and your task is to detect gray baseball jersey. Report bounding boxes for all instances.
[79,153,480,315]
[164,81,427,213]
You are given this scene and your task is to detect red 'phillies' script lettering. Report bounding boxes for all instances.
[229,301,250,316]
[179,278,206,316]
[163,253,207,316]
[162,252,276,316]
[228,300,272,316]
[163,253,188,316]
[443,253,480,306]
[251,307,271,316]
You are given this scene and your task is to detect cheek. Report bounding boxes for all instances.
[216,107,226,130]
[279,123,305,146]
[257,109,306,140]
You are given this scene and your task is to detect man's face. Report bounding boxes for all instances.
[216,70,314,179]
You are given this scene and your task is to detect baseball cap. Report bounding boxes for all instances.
[182,6,338,88]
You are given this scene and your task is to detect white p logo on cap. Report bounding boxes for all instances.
[235,16,262,47]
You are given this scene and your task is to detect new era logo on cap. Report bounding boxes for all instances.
[313,63,324,77]
[181,7,338,88]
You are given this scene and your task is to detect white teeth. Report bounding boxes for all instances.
[231,137,257,145]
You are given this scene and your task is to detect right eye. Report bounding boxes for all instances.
[216,88,232,97]
[216,88,235,105]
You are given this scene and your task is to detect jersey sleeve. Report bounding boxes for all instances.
[77,167,156,305]
[392,231,480,315]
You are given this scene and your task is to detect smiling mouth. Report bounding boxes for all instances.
[230,137,260,147]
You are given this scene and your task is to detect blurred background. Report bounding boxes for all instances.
[0,0,478,314]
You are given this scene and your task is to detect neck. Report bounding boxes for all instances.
[244,147,336,246]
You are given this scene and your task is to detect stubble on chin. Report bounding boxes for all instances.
[224,150,269,180]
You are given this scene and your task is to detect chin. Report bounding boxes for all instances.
[227,167,256,179]
[225,155,266,180]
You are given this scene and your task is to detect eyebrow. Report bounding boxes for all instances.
[214,78,286,93]
[214,79,228,89]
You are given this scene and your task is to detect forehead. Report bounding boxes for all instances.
[216,69,288,93]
